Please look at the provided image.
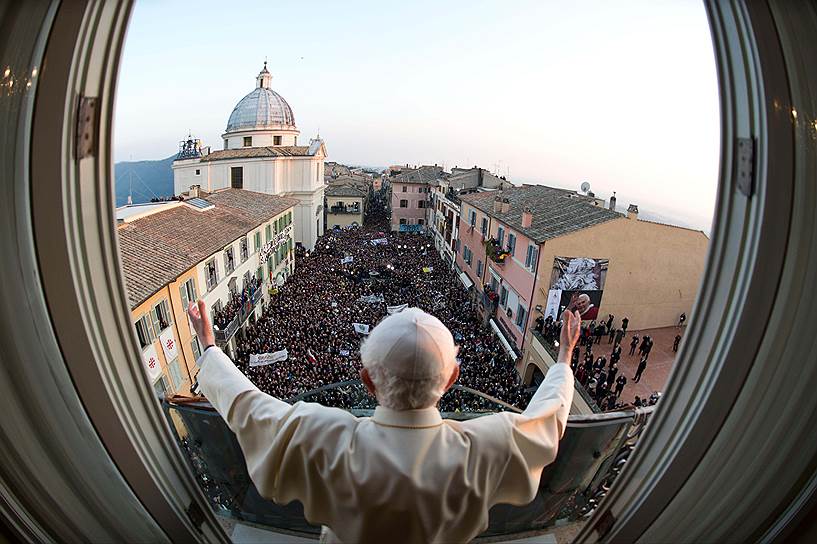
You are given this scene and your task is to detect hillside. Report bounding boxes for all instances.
[114,155,175,206]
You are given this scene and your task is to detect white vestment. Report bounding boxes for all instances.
[197,347,573,543]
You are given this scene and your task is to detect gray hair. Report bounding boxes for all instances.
[361,339,449,410]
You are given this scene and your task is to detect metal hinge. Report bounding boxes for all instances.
[736,137,755,197]
[76,96,98,160]
[186,500,205,532]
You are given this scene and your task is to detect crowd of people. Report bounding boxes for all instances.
[535,312,663,411]
[212,276,263,331]
[226,195,534,412]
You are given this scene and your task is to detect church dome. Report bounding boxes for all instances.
[225,63,296,133]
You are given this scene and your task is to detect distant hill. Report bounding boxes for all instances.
[114,155,175,206]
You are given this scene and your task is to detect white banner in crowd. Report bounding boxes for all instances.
[359,294,385,304]
[142,344,162,382]
[387,304,408,315]
[340,256,354,264]
[370,238,388,246]
[159,328,178,363]
[353,323,370,335]
[249,349,289,367]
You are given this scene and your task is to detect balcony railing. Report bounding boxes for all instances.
[213,288,264,345]
[163,385,654,540]
[329,205,361,215]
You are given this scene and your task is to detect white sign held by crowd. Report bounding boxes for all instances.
[359,294,385,304]
[370,238,388,246]
[249,349,289,367]
[387,304,408,315]
[353,323,370,335]
[340,256,354,264]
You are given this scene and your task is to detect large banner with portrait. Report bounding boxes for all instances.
[544,256,609,321]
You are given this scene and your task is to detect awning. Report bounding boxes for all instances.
[490,318,518,361]
[459,271,474,290]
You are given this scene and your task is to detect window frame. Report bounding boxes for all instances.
[13,2,813,543]
[242,136,251,147]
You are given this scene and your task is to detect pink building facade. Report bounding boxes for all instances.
[456,200,540,352]
[390,181,432,231]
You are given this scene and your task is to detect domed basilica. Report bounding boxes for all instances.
[173,63,326,249]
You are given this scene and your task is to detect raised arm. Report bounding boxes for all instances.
[187,300,352,509]
[491,310,580,505]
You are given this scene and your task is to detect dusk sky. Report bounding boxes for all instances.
[115,0,720,230]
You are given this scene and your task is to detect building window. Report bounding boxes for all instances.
[399,218,407,225]
[195,169,200,176]
[205,258,218,291]
[497,226,505,245]
[481,217,488,237]
[469,209,476,227]
[265,224,272,242]
[273,135,282,145]
[179,278,197,311]
[463,245,472,265]
[525,244,539,271]
[168,358,184,392]
[490,277,499,292]
[230,166,243,189]
[135,315,154,349]
[418,218,425,226]
[151,299,171,333]
[191,336,202,361]
[516,304,528,329]
[223,139,228,150]
[476,259,483,277]
[507,233,516,256]
[243,136,252,147]
[400,199,408,208]
[402,186,407,192]
[500,286,509,307]
[254,231,261,252]
[257,266,263,283]
[224,246,235,274]
[153,375,169,398]
[240,236,249,262]
[418,200,425,209]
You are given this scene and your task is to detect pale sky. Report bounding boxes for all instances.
[115,0,720,230]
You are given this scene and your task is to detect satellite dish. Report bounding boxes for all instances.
[580,181,591,193]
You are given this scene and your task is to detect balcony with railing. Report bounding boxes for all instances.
[163,383,654,541]
[328,204,361,215]
[485,238,511,265]
[213,283,264,345]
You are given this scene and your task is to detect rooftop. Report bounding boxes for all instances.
[199,146,313,162]
[325,185,367,198]
[118,189,299,309]
[460,184,622,243]
[391,165,446,185]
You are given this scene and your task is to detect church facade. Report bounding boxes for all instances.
[173,63,326,249]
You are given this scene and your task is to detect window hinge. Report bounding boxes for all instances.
[186,500,205,532]
[736,137,755,197]
[76,96,99,160]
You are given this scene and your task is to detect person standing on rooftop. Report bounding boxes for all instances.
[188,302,580,543]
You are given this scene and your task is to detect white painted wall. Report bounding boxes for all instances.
[222,128,299,149]
[173,155,326,249]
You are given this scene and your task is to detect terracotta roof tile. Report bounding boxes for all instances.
[118,189,298,309]
[199,146,313,162]
[460,185,622,243]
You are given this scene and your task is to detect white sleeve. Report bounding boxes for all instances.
[195,347,355,517]
[491,362,574,505]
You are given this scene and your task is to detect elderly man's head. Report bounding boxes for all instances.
[360,308,459,410]
[576,293,592,314]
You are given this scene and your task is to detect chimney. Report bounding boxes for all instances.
[521,207,532,228]
[189,185,200,198]
[627,203,639,220]
[500,197,510,214]
[609,191,617,211]
[493,196,502,213]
